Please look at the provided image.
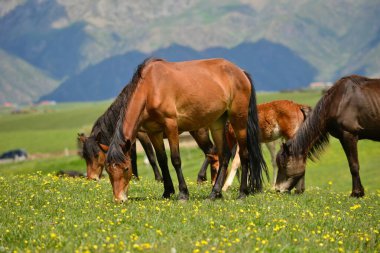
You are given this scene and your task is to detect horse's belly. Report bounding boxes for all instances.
[177,110,223,131]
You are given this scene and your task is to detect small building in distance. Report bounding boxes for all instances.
[309,81,333,90]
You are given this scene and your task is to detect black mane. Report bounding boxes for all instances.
[82,57,164,161]
[106,58,164,164]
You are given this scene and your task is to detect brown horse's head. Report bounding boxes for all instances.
[275,142,306,193]
[106,140,134,203]
[106,160,133,203]
[78,133,107,181]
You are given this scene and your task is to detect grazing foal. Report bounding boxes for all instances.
[222,100,311,191]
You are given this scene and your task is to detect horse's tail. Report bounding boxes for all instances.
[244,71,268,193]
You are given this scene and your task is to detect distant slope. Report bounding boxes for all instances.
[41,40,316,102]
[1,0,379,103]
[0,49,58,104]
[0,0,89,79]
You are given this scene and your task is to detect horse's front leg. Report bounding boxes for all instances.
[165,119,189,200]
[294,175,305,194]
[148,132,175,198]
[339,131,364,197]
[265,141,278,187]
[131,142,139,180]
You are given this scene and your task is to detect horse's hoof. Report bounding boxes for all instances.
[178,192,189,201]
[208,191,223,200]
[237,192,248,200]
[197,177,207,184]
[350,191,364,198]
[294,189,305,194]
[162,190,175,199]
[155,177,164,183]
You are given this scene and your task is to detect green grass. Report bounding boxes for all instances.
[0,90,379,252]
[0,101,110,153]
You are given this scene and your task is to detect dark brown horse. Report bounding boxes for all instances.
[276,75,380,197]
[78,84,218,183]
[106,58,267,203]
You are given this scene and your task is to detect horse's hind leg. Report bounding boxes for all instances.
[339,131,364,197]
[190,129,218,184]
[137,132,163,182]
[148,132,175,198]
[209,121,232,199]
[165,119,189,200]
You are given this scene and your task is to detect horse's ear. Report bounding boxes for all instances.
[99,143,109,152]
[77,133,87,143]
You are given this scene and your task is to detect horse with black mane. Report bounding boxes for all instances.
[78,81,219,183]
[276,75,380,197]
[106,58,267,203]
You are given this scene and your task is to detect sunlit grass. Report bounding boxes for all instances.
[0,172,379,252]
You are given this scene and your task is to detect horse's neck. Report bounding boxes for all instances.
[120,91,146,142]
[292,108,328,159]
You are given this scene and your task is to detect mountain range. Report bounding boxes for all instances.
[1,0,379,104]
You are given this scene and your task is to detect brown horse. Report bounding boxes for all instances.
[106,58,267,203]
[78,84,218,183]
[276,75,380,197]
[220,100,312,191]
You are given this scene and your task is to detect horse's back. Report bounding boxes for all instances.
[141,58,252,131]
[331,76,380,140]
[258,100,309,141]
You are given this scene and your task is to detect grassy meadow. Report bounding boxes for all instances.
[0,90,379,252]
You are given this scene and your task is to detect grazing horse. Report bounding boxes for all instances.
[276,75,380,197]
[106,58,267,203]
[78,84,218,183]
[220,100,312,191]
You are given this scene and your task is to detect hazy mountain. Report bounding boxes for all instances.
[1,0,379,103]
[0,49,58,104]
[41,40,316,102]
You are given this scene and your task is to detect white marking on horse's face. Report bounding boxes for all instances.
[115,191,128,203]
[275,180,292,193]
